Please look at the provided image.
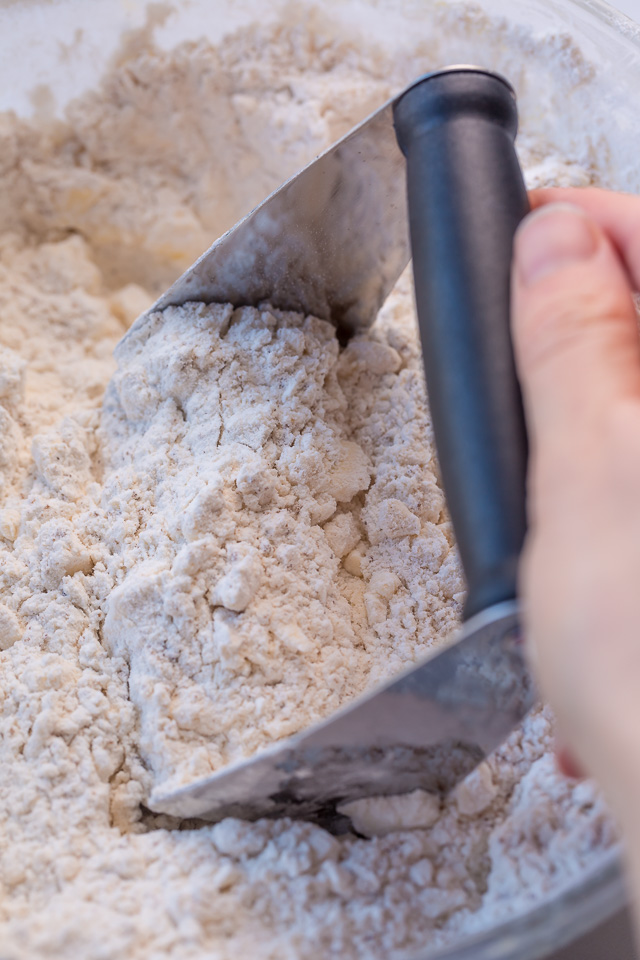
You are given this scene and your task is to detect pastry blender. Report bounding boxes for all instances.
[121,67,535,830]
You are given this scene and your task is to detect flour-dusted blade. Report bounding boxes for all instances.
[120,98,410,349]
[149,602,535,829]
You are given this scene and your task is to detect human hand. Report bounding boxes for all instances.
[511,189,640,847]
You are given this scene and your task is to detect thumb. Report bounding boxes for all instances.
[511,202,640,478]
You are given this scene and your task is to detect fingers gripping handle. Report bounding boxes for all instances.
[393,68,530,621]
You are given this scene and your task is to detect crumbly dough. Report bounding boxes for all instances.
[102,289,465,802]
[0,9,616,960]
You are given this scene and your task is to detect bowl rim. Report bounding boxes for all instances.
[414,847,625,960]
[572,0,640,42]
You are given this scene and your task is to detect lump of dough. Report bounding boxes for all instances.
[210,550,263,612]
[36,519,93,589]
[323,513,361,558]
[32,419,92,500]
[109,283,153,329]
[454,763,498,816]
[0,603,21,650]
[339,789,441,837]
[363,497,421,544]
[326,440,371,502]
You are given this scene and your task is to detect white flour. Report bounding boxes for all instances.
[0,7,619,959]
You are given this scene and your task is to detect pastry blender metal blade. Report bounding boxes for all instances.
[151,602,533,829]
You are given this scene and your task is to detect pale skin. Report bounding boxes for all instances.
[511,188,640,927]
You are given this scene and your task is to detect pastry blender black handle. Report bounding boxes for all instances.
[393,67,530,620]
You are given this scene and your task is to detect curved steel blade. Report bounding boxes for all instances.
[118,96,409,350]
[150,602,535,828]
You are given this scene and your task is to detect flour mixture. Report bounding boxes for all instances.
[0,5,618,959]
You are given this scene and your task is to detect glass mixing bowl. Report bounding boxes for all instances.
[1,0,638,957]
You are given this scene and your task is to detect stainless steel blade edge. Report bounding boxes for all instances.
[149,602,536,826]
[118,97,410,353]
